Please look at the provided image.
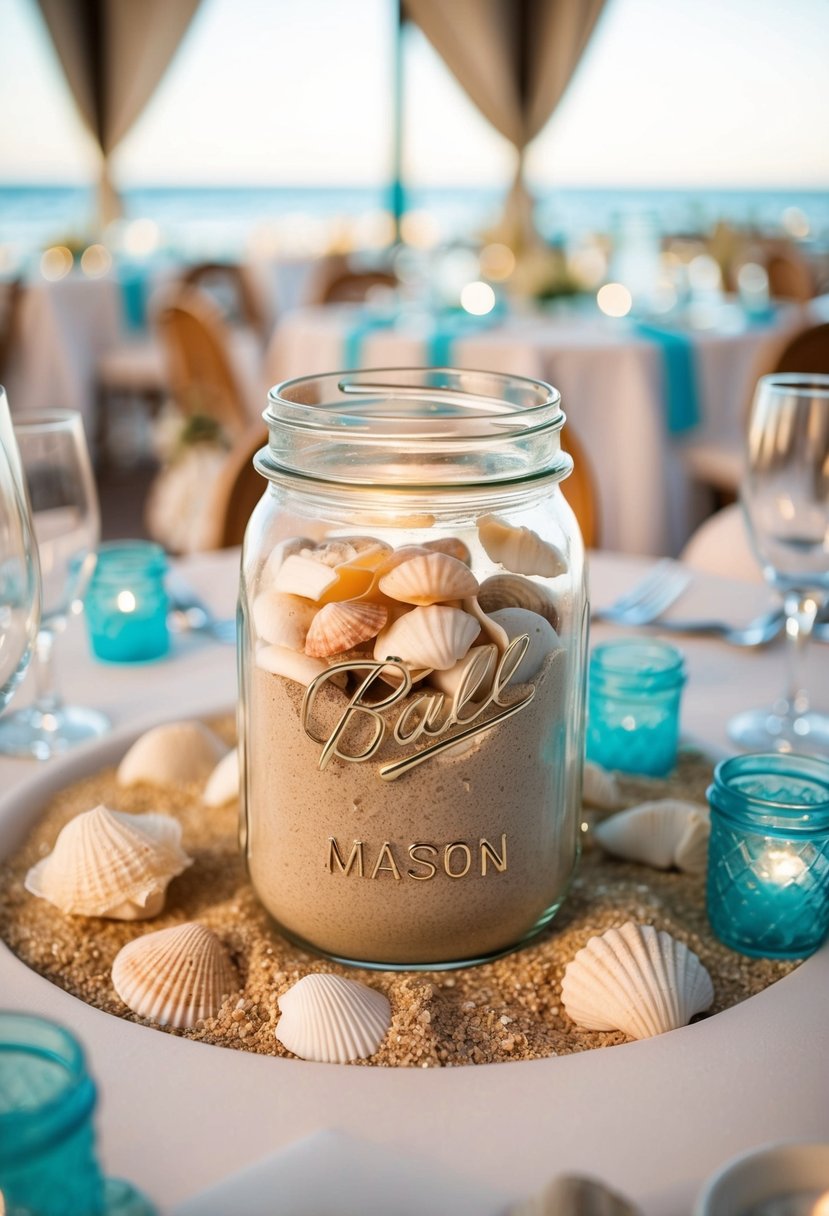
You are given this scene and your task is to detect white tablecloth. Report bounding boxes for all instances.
[266,305,804,557]
[2,549,828,1215]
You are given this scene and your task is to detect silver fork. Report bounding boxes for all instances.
[592,560,692,626]
[167,590,237,645]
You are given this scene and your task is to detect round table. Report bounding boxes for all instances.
[2,549,827,1215]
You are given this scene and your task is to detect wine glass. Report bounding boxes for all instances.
[0,387,41,708]
[729,373,829,754]
[0,409,109,758]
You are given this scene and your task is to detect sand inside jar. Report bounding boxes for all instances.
[0,715,798,1067]
[246,648,579,965]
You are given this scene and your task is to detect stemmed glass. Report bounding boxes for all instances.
[729,373,829,754]
[0,409,109,758]
[0,387,41,708]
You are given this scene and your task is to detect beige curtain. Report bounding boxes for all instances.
[36,0,200,228]
[404,0,606,250]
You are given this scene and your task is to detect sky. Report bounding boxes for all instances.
[0,0,827,189]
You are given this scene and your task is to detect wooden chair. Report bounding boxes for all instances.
[766,249,815,304]
[560,426,600,550]
[181,262,269,340]
[155,287,250,437]
[682,320,829,501]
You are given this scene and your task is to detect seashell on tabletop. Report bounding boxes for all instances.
[595,799,710,874]
[488,607,562,682]
[203,749,240,808]
[275,973,391,1063]
[561,921,714,1040]
[25,805,192,920]
[117,720,227,788]
[305,600,387,658]
[477,573,559,629]
[111,921,238,1028]
[256,644,348,688]
[478,513,567,578]
[582,761,624,810]
[379,551,478,605]
[510,1173,641,1216]
[374,605,479,671]
[252,590,317,650]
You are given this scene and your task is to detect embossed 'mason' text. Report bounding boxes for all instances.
[327,835,508,880]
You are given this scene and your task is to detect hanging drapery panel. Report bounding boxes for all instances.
[36,0,200,228]
[404,0,606,250]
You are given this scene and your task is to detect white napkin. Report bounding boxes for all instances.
[173,1128,512,1216]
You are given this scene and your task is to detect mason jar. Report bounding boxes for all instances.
[239,368,588,969]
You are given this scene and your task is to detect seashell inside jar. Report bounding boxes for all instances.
[240,369,588,968]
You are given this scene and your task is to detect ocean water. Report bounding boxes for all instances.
[1,183,828,258]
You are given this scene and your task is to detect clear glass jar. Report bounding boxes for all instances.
[239,368,588,969]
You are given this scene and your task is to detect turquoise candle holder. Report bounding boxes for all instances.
[707,753,829,959]
[85,541,169,663]
[586,639,686,776]
[0,1012,155,1215]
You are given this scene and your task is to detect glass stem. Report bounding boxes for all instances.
[781,591,819,720]
[32,627,63,717]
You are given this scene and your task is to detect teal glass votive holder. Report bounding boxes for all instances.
[586,639,686,776]
[85,541,169,663]
[707,753,829,959]
[0,1012,155,1215]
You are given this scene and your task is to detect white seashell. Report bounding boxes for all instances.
[488,607,562,682]
[25,805,191,920]
[477,574,559,628]
[478,513,567,577]
[271,553,339,600]
[305,601,387,658]
[429,644,498,701]
[462,596,509,652]
[561,921,714,1040]
[203,750,240,808]
[111,921,238,1028]
[252,590,317,650]
[374,605,479,671]
[117,721,226,788]
[594,800,710,875]
[275,973,391,1063]
[582,761,624,810]
[379,552,479,605]
[256,644,347,688]
[422,536,472,565]
[260,536,314,588]
[300,539,358,568]
[510,1174,640,1216]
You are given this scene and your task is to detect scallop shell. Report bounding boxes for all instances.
[488,607,562,682]
[511,1174,640,1216]
[374,605,479,671]
[477,574,559,628]
[111,922,238,1028]
[594,800,710,875]
[421,536,472,565]
[117,721,226,788]
[203,749,240,808]
[275,973,391,1063]
[582,761,624,810]
[256,644,348,688]
[561,921,714,1040]
[379,551,479,605]
[478,513,567,577]
[252,590,317,650]
[305,601,387,658]
[25,805,192,920]
[271,553,339,600]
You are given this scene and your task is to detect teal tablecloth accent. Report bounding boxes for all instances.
[342,309,398,368]
[118,264,150,332]
[427,307,502,367]
[634,321,701,435]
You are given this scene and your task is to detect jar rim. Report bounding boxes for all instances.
[710,753,829,820]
